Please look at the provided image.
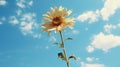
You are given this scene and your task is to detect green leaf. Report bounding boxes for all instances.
[68,55,76,60]
[58,52,66,61]
[54,42,59,45]
[65,37,73,40]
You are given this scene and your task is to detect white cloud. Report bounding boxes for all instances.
[28,1,33,6]
[77,57,81,61]
[9,12,40,39]
[16,0,26,8]
[104,23,120,33]
[85,64,105,67]
[0,22,2,25]
[86,57,94,62]
[77,0,120,22]
[86,57,99,62]
[83,63,105,67]
[32,34,41,39]
[72,29,79,34]
[49,36,57,42]
[20,21,41,38]
[20,22,34,35]
[19,13,40,38]
[20,21,41,39]
[86,45,94,53]
[16,9,22,16]
[0,0,7,6]
[88,32,120,52]
[20,13,36,21]
[9,16,19,25]
[20,13,41,38]
[77,10,100,23]
[101,0,120,20]
[20,13,37,32]
[16,0,33,8]
[0,17,6,25]
[81,62,105,67]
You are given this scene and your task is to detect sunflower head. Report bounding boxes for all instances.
[41,6,75,34]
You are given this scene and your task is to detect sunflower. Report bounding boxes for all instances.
[41,6,75,34]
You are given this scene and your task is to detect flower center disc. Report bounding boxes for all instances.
[52,17,62,26]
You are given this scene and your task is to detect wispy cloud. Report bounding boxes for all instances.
[28,0,33,6]
[19,13,41,38]
[86,45,94,53]
[0,22,2,25]
[80,57,104,67]
[0,17,6,25]
[16,9,22,16]
[9,16,19,25]
[87,32,120,52]
[72,29,79,35]
[104,23,120,33]
[16,0,25,8]
[9,13,40,39]
[77,0,120,23]
[86,57,99,62]
[0,0,7,6]
[20,21,35,35]
[81,62,105,67]
[8,0,40,39]
[49,36,57,42]
[16,0,33,8]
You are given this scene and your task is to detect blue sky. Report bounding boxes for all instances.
[0,0,120,67]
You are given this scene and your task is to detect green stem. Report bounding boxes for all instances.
[59,31,70,67]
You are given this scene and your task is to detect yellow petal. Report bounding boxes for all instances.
[62,8,68,18]
[59,6,64,11]
[65,18,75,22]
[42,22,58,32]
[67,10,72,16]
[43,17,52,21]
[42,22,52,27]
[54,7,59,17]
[50,7,54,13]
[43,12,53,19]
